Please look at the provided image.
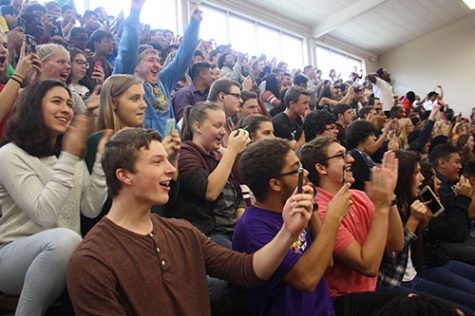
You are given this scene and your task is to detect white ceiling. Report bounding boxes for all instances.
[240,0,473,55]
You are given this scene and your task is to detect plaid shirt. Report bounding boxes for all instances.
[378,227,418,288]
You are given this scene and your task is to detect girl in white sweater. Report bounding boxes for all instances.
[0,80,109,315]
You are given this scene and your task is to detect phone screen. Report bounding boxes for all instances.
[420,186,445,217]
[165,118,176,137]
[342,165,346,186]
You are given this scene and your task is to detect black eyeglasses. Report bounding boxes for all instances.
[274,162,303,178]
[321,151,349,162]
[224,92,241,99]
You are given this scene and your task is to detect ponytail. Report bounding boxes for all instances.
[181,102,223,141]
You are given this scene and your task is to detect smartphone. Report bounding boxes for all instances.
[165,118,176,137]
[94,61,103,69]
[297,168,304,194]
[342,165,346,186]
[420,185,445,217]
[24,34,37,55]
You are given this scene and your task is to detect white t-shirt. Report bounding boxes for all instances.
[372,77,393,111]
[402,249,418,282]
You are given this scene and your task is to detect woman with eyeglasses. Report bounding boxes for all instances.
[68,48,91,100]
[169,102,249,248]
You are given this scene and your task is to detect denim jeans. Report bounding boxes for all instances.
[400,260,475,315]
[0,228,82,316]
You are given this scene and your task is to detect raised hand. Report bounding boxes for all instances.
[191,7,203,21]
[15,40,41,84]
[62,114,95,157]
[227,129,250,156]
[91,66,105,85]
[365,151,398,208]
[97,129,114,155]
[86,85,102,113]
[131,0,146,11]
[327,183,352,221]
[162,129,181,161]
[282,184,314,237]
[455,175,473,197]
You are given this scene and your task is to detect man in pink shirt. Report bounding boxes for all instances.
[300,137,404,311]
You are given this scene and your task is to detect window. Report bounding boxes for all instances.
[281,34,304,70]
[229,15,256,56]
[316,45,363,81]
[87,0,177,31]
[200,4,304,68]
[200,6,228,45]
[256,25,280,61]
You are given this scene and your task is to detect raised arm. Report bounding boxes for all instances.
[113,0,143,75]
[283,184,352,292]
[159,8,201,91]
[336,151,399,277]
[205,129,248,201]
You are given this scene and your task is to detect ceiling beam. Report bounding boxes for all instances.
[312,0,389,38]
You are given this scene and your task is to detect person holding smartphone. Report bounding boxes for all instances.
[378,150,475,315]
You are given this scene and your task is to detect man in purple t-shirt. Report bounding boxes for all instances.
[233,138,352,315]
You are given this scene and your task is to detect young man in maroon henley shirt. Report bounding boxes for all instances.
[67,128,314,315]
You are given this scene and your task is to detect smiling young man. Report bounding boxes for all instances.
[272,86,309,150]
[300,137,404,313]
[113,0,202,136]
[67,128,315,315]
[233,138,352,315]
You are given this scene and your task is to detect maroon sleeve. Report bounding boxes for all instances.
[67,252,128,316]
[194,227,263,288]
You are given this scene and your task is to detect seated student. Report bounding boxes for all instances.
[303,110,338,142]
[67,128,315,315]
[271,86,308,150]
[169,102,248,248]
[0,80,108,315]
[236,114,274,143]
[346,120,381,191]
[333,103,353,147]
[428,144,475,264]
[300,137,404,304]
[81,74,181,235]
[234,138,352,315]
[379,151,475,315]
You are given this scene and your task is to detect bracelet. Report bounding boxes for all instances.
[11,73,24,81]
[9,76,23,86]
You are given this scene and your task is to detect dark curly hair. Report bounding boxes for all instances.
[239,138,291,201]
[1,80,72,158]
[345,120,378,150]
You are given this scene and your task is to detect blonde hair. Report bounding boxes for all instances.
[97,74,144,131]
[37,43,70,62]
[398,118,412,149]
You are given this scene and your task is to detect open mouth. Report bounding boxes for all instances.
[59,72,69,81]
[0,56,6,64]
[159,181,171,190]
[56,116,70,124]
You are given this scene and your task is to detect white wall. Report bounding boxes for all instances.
[379,12,475,116]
